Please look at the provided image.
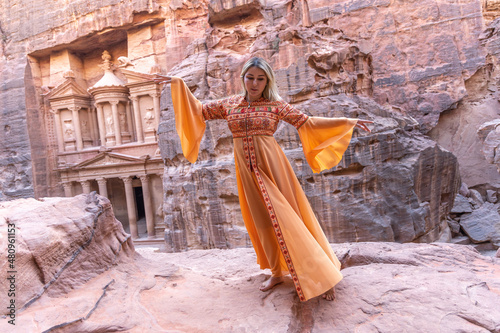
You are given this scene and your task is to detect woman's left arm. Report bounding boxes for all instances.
[278,101,373,173]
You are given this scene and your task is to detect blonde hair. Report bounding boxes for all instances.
[240,57,282,101]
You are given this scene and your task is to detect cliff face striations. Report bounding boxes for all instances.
[158,0,482,250]
[0,0,499,250]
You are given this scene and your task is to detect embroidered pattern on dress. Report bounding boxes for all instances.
[202,95,309,137]
[228,107,280,138]
[279,103,308,129]
[246,136,306,301]
[203,95,310,301]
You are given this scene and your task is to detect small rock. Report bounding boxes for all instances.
[450,236,471,245]
[451,194,473,214]
[496,248,500,258]
[469,189,485,207]
[487,190,498,203]
[447,218,461,235]
[460,202,500,244]
[436,224,452,243]
[459,182,470,197]
[472,242,496,252]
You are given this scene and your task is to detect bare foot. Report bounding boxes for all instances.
[322,287,336,301]
[259,276,284,292]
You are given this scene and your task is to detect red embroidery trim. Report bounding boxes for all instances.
[247,138,306,301]
[211,96,309,301]
[203,96,308,138]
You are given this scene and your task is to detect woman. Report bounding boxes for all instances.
[155,57,372,302]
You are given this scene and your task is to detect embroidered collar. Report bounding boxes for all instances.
[237,95,268,106]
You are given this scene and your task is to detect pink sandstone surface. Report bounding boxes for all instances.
[0,194,499,332]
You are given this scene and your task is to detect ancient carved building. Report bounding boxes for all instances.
[31,20,166,241]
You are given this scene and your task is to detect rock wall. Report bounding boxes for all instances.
[429,16,500,191]
[158,0,477,250]
[0,0,499,250]
[0,35,33,200]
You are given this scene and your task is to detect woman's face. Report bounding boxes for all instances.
[244,66,268,102]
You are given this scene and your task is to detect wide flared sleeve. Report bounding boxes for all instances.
[170,77,206,163]
[278,102,357,173]
[298,117,358,173]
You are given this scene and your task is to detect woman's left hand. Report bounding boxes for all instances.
[355,120,373,132]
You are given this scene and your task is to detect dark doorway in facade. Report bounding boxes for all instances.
[134,186,145,219]
[134,185,147,237]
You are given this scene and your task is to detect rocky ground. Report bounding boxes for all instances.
[1,194,500,332]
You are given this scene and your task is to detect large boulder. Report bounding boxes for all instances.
[0,193,134,319]
[478,119,500,173]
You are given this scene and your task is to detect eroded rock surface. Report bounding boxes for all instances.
[154,0,500,250]
[0,193,134,319]
[460,202,500,246]
[429,16,500,190]
[1,197,498,332]
[0,0,499,256]
[2,239,499,332]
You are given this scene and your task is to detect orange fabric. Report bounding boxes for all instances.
[234,136,343,300]
[298,117,358,173]
[170,77,205,163]
[169,78,358,301]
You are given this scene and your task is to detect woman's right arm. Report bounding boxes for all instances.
[154,74,226,121]
[154,75,228,163]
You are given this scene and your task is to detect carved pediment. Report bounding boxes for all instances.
[48,78,90,102]
[120,69,155,85]
[71,152,147,170]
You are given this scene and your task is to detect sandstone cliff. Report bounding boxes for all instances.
[160,87,460,250]
[1,195,499,332]
[0,0,499,250]
[158,0,478,249]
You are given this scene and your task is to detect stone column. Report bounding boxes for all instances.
[131,96,144,143]
[96,177,108,198]
[89,107,97,146]
[122,176,139,239]
[95,103,106,146]
[140,175,155,238]
[71,107,83,151]
[62,182,73,197]
[151,92,161,129]
[53,109,65,152]
[80,180,91,194]
[110,100,122,145]
[125,101,134,138]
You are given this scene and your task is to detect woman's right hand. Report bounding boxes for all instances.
[153,74,172,85]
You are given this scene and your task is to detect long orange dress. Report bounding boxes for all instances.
[170,77,358,301]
